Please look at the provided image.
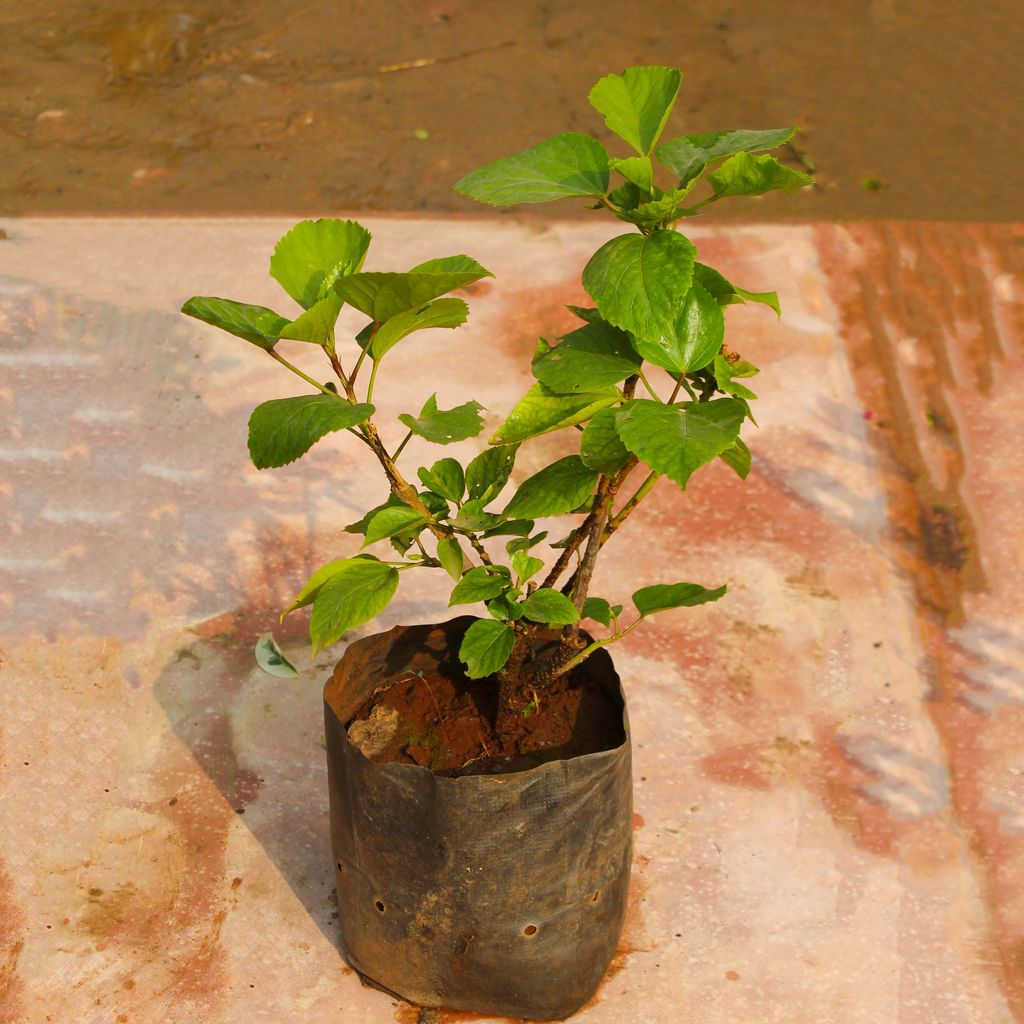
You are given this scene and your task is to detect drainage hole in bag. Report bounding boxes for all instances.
[374,899,386,914]
[523,924,538,937]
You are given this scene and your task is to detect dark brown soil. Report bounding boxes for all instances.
[346,652,624,777]
[2,2,1022,220]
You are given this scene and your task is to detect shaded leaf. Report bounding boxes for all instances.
[466,443,518,502]
[181,296,289,350]
[532,320,641,392]
[450,499,498,531]
[504,455,599,519]
[490,383,620,445]
[709,152,814,197]
[487,593,524,621]
[521,588,580,626]
[582,231,696,342]
[254,633,299,678]
[580,406,631,473]
[459,618,515,678]
[399,394,485,444]
[454,132,610,205]
[616,185,696,228]
[582,597,613,628]
[656,127,796,183]
[417,458,465,502]
[247,395,374,469]
[633,581,727,615]
[718,437,751,479]
[588,65,682,155]
[436,537,465,581]
[310,558,399,653]
[270,218,371,309]
[616,398,744,488]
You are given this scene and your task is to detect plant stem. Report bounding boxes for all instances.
[605,470,659,538]
[391,429,414,462]
[637,369,664,402]
[677,375,698,402]
[268,349,333,394]
[366,359,381,404]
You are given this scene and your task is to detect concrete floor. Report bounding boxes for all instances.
[0,217,1022,1023]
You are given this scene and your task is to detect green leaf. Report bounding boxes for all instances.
[334,261,493,321]
[483,519,534,539]
[630,281,724,374]
[408,255,490,276]
[616,399,744,489]
[616,185,695,228]
[278,292,344,344]
[270,218,372,309]
[254,633,299,678]
[364,506,429,546]
[582,231,696,343]
[532,320,641,392]
[504,455,599,519]
[436,537,465,581]
[487,593,524,621]
[181,296,289,350]
[417,458,465,502]
[450,499,498,531]
[398,394,485,444]
[449,566,509,606]
[709,152,814,198]
[247,396,374,469]
[588,66,682,155]
[511,551,543,583]
[454,132,610,205]
[283,557,358,616]
[310,558,399,653]
[713,355,758,400]
[521,588,580,626]
[344,495,406,536]
[459,618,515,679]
[582,597,613,628]
[718,437,751,479]
[580,406,631,473]
[566,305,601,323]
[465,443,518,502]
[608,155,653,191]
[633,581,727,616]
[693,263,780,317]
[490,384,620,445]
[370,297,469,359]
[656,127,796,183]
[730,360,760,378]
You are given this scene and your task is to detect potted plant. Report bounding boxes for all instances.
[181,65,811,1020]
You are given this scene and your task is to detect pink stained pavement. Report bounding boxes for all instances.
[0,217,1021,1024]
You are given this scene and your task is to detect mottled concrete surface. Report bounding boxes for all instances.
[0,218,1021,1023]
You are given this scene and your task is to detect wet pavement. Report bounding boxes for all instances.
[1,216,1022,1023]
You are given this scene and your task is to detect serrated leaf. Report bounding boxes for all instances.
[408,255,491,276]
[459,618,515,679]
[608,155,653,191]
[270,218,372,309]
[454,132,610,205]
[181,296,289,350]
[370,297,469,359]
[490,384,620,445]
[254,633,299,678]
[693,263,780,317]
[532,320,641,393]
[486,593,524,621]
[718,437,751,479]
[709,152,814,198]
[398,394,485,445]
[310,558,399,653]
[436,537,464,581]
[334,263,493,321]
[633,581,727,616]
[506,530,547,555]
[449,566,509,606]
[580,407,631,473]
[582,597,613,628]
[521,588,580,626]
[616,399,744,489]
[450,499,497,531]
[278,291,344,344]
[566,305,601,323]
[364,506,429,546]
[503,455,599,519]
[582,231,696,343]
[656,127,796,182]
[630,281,724,373]
[417,458,465,502]
[616,185,696,228]
[465,444,518,503]
[247,395,374,469]
[588,66,682,155]
[511,551,543,583]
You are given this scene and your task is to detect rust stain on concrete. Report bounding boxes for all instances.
[819,222,1024,1019]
